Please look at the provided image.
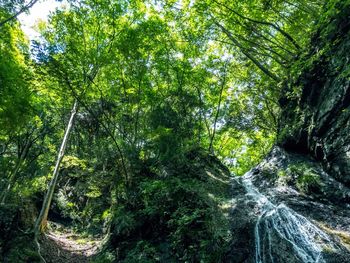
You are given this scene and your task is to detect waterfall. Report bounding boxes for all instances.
[240,172,334,263]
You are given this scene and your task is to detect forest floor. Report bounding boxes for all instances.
[40,222,102,263]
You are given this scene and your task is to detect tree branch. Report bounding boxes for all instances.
[0,0,38,27]
[212,0,301,50]
[213,18,281,82]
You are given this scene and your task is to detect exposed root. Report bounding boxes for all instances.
[34,234,47,263]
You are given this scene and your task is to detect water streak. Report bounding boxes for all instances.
[241,172,333,263]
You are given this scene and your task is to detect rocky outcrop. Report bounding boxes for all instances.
[228,1,350,262]
[278,1,350,186]
[229,147,350,262]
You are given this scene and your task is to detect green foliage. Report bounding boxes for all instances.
[296,172,321,193]
[112,206,137,236]
[0,15,33,136]
[275,163,322,193]
[61,155,88,171]
[108,150,231,262]
[287,164,321,193]
[122,241,161,263]
[277,169,287,178]
[1,0,343,261]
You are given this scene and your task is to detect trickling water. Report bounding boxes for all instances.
[240,172,334,263]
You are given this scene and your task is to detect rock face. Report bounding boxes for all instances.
[229,1,350,262]
[229,147,350,262]
[278,1,350,186]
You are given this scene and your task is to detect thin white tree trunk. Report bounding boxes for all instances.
[34,100,78,236]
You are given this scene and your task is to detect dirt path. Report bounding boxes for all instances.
[40,222,102,263]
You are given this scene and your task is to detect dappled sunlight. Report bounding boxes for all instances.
[1,0,350,262]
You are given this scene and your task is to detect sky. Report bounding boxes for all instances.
[18,0,64,40]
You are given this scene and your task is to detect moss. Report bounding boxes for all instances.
[321,244,336,254]
[296,173,320,192]
[277,169,287,177]
[260,170,275,179]
[319,223,350,250]
[337,232,350,248]
[276,112,305,146]
[285,163,321,193]
[299,173,318,192]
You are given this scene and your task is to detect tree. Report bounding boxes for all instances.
[0,12,37,200]
[34,100,77,233]
[0,0,39,27]
[0,0,337,262]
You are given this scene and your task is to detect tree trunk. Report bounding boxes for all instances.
[212,0,301,50]
[34,100,78,236]
[213,19,281,82]
[209,63,228,153]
